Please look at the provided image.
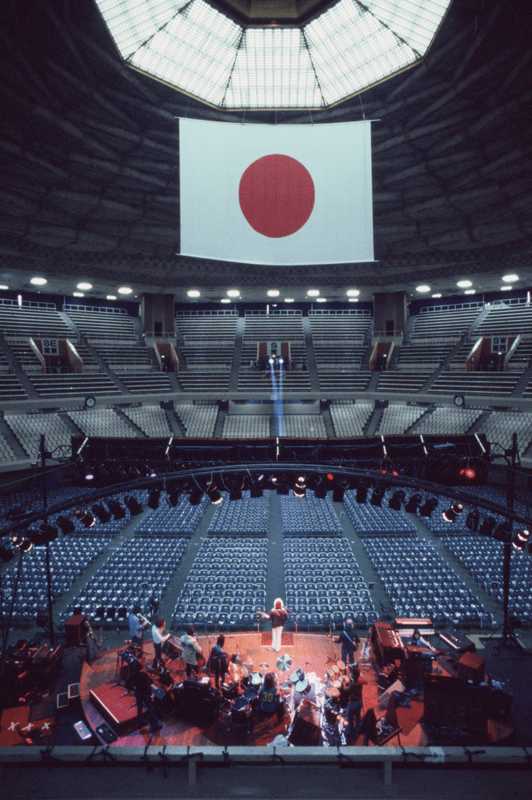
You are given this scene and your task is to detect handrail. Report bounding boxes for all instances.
[64,304,129,315]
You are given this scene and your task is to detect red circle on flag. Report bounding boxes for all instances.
[239,154,315,238]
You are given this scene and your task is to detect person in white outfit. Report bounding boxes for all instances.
[259,598,288,652]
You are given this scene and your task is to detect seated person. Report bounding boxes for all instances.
[406,628,434,650]
[258,672,284,724]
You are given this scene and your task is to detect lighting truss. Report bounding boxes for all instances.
[94,0,452,109]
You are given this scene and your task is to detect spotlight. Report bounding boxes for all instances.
[75,508,96,528]
[207,487,223,505]
[57,515,75,534]
[274,474,289,495]
[249,482,263,498]
[442,502,464,523]
[124,495,143,516]
[189,487,203,505]
[84,470,95,482]
[293,475,306,498]
[494,522,512,544]
[389,490,405,511]
[19,539,33,553]
[355,484,368,504]
[227,478,243,501]
[107,499,126,520]
[513,527,530,552]
[92,503,111,524]
[370,485,385,507]
[405,493,422,513]
[466,509,480,532]
[12,533,26,549]
[279,357,284,364]
[269,357,274,365]
[419,497,438,518]
[39,523,59,543]
[147,489,161,509]
[479,516,496,537]
[313,479,328,500]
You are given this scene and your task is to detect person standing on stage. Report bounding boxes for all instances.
[127,662,162,734]
[151,617,171,670]
[128,605,149,649]
[208,634,228,688]
[334,618,360,671]
[258,598,288,652]
[180,625,204,678]
[344,665,367,739]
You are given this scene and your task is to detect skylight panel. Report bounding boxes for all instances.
[95,0,189,57]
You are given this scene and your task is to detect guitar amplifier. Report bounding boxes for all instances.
[65,614,88,647]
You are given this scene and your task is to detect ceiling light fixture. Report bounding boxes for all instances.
[77,282,92,290]
[457,280,472,288]
[106,295,117,300]
[30,277,47,286]
[267,289,280,297]
[416,285,431,293]
[118,286,133,295]
[346,289,360,297]
[502,274,518,282]
[307,289,320,297]
[227,289,240,298]
[187,289,200,298]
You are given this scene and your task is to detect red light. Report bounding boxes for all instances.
[460,467,476,480]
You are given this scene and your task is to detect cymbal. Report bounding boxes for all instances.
[277,654,292,671]
[325,686,340,698]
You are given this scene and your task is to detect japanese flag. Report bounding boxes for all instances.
[179,119,374,266]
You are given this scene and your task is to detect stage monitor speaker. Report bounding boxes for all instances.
[65,614,88,647]
[423,675,488,735]
[457,651,485,683]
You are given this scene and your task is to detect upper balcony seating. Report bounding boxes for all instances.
[330,401,373,437]
[475,410,532,454]
[0,302,73,339]
[91,342,153,372]
[282,415,327,438]
[428,372,520,396]
[28,373,121,398]
[396,342,454,371]
[0,375,27,400]
[375,372,428,394]
[65,306,137,341]
[410,305,483,341]
[475,301,532,338]
[119,373,172,394]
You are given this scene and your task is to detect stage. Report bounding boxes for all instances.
[77,631,512,748]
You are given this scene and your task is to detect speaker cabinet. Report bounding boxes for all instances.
[423,675,488,735]
[65,614,88,647]
[457,652,485,682]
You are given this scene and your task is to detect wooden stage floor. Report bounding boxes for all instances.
[81,632,431,748]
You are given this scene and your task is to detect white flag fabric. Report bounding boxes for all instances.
[180,119,374,266]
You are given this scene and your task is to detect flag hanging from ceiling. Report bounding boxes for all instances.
[179,119,374,266]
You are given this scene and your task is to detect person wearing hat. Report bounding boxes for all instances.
[289,675,321,745]
[334,618,360,672]
[258,598,288,652]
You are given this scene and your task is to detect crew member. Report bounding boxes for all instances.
[259,598,288,653]
[151,617,171,670]
[180,625,204,678]
[406,627,435,650]
[334,618,360,671]
[127,662,162,734]
[128,606,149,649]
[344,666,367,739]
[208,634,228,688]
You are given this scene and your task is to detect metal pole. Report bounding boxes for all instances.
[502,432,518,646]
[40,434,55,646]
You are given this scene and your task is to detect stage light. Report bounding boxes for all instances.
[124,495,143,516]
[207,487,223,505]
[147,489,161,509]
[459,466,477,481]
[269,357,274,365]
[494,522,512,544]
[293,475,306,498]
[389,490,405,511]
[419,497,438,518]
[405,493,422,513]
[92,503,111,524]
[466,509,480,532]
[442,502,463,523]
[167,487,180,507]
[19,539,33,553]
[249,480,263,498]
[107,499,126,520]
[39,523,59,543]
[84,470,95,481]
[355,484,368,504]
[75,509,96,528]
[57,515,75,534]
[279,357,284,365]
[479,516,496,537]
[370,485,385,507]
[229,484,243,501]
[189,487,204,505]
[512,527,530,551]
